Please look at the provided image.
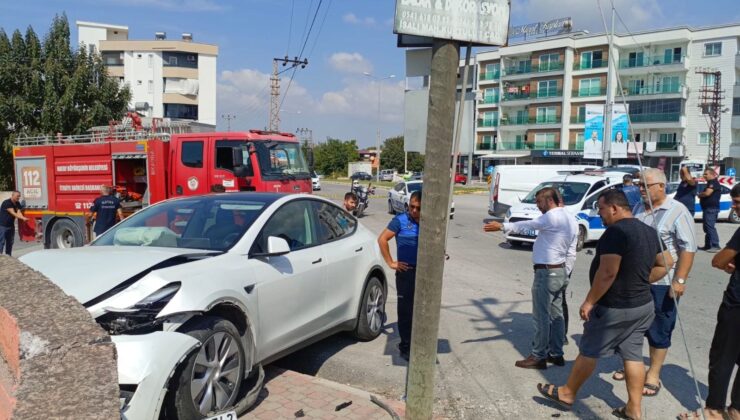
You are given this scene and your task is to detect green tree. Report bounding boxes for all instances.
[0,14,131,189]
[313,138,359,177]
[379,135,424,173]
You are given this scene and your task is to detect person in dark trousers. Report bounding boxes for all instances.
[0,191,29,256]
[87,185,124,239]
[535,190,672,420]
[675,166,697,217]
[378,190,421,362]
[699,169,722,252]
[680,184,740,420]
[621,174,642,210]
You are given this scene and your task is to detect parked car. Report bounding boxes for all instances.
[379,169,395,182]
[388,180,455,219]
[454,173,468,185]
[311,171,321,190]
[667,180,739,223]
[20,193,387,419]
[351,171,373,181]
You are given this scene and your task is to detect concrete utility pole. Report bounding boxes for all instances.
[221,113,236,131]
[269,56,308,132]
[602,6,616,166]
[405,39,459,420]
[363,72,395,181]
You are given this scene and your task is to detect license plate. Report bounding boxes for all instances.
[205,411,237,420]
[524,229,537,237]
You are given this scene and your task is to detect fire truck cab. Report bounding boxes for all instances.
[13,129,312,248]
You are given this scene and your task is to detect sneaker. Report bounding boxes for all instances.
[547,355,565,366]
[708,247,721,253]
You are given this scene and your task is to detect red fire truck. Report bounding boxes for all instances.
[13,127,312,248]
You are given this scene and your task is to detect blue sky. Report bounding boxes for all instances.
[1,0,738,148]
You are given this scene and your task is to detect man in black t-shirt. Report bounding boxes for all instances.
[88,185,123,239]
[536,190,672,419]
[675,166,697,216]
[681,184,740,420]
[0,191,29,255]
[699,169,722,252]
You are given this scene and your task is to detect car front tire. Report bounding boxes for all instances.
[354,277,385,341]
[167,316,246,420]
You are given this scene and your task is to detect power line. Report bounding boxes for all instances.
[307,0,333,59]
[286,0,296,57]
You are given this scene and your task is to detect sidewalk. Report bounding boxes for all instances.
[241,366,406,419]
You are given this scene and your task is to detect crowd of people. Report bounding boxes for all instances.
[374,167,738,420]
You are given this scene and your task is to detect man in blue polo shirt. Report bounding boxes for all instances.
[378,190,421,361]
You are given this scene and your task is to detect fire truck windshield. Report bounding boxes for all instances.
[255,141,310,180]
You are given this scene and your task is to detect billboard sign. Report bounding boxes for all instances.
[610,103,629,159]
[583,104,605,160]
[394,0,511,46]
[509,17,572,39]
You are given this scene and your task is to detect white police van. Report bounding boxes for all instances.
[667,177,739,223]
[504,172,626,251]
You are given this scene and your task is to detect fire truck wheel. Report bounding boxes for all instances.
[49,219,84,249]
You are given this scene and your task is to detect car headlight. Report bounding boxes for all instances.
[98,283,181,335]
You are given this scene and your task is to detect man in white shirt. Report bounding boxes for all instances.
[485,187,578,369]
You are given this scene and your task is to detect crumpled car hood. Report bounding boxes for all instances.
[20,246,213,304]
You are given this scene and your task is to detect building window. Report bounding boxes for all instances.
[703,73,717,87]
[536,107,557,123]
[163,51,199,69]
[663,47,682,64]
[578,78,601,96]
[627,79,645,95]
[181,141,204,168]
[733,98,740,115]
[534,132,556,148]
[579,50,603,69]
[101,51,124,66]
[698,132,710,145]
[148,54,153,68]
[165,104,199,120]
[538,53,560,71]
[704,42,722,57]
[147,80,153,94]
[658,133,677,143]
[537,80,558,97]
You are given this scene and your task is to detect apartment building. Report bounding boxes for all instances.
[469,23,740,181]
[77,21,218,127]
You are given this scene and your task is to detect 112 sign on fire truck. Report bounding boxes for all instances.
[13,121,312,248]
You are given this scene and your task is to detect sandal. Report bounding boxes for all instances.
[536,383,573,410]
[642,382,661,397]
[612,369,625,381]
[612,406,636,419]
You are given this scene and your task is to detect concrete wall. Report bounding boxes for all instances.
[0,255,119,419]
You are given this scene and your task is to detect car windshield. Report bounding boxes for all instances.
[255,141,310,179]
[522,182,591,206]
[92,196,271,251]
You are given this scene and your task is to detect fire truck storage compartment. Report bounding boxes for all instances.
[112,154,148,210]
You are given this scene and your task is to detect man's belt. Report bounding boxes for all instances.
[533,263,566,270]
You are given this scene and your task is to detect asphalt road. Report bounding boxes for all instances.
[274,182,737,419]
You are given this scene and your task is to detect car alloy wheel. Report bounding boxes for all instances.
[190,331,243,414]
[366,282,384,334]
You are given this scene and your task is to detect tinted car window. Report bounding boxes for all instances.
[253,200,317,252]
[313,201,356,242]
[394,183,405,192]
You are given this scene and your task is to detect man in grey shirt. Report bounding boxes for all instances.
[611,168,696,397]
[485,187,577,369]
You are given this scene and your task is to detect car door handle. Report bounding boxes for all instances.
[355,247,363,252]
[312,258,322,264]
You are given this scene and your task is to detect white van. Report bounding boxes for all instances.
[488,165,598,217]
[504,172,626,250]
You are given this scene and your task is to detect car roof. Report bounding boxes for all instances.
[405,180,423,185]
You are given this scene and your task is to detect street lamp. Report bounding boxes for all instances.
[363,72,395,182]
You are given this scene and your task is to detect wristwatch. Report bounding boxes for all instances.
[675,277,686,285]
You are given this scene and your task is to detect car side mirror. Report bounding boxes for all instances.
[251,236,290,257]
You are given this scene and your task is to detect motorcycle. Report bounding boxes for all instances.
[351,182,375,217]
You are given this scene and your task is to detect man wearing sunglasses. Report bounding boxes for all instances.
[611,168,697,398]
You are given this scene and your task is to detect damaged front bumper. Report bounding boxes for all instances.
[113,331,200,419]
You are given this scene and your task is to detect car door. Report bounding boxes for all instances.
[578,185,613,241]
[249,199,327,358]
[390,182,404,212]
[312,200,364,325]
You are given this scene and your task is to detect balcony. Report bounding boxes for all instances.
[500,89,563,106]
[500,115,561,130]
[573,59,608,71]
[656,141,679,151]
[618,55,688,75]
[476,141,495,152]
[645,142,684,157]
[531,141,557,150]
[570,115,586,124]
[477,119,498,129]
[479,71,500,82]
[572,87,607,98]
[501,62,564,80]
[479,96,499,105]
[619,84,686,100]
[496,141,529,151]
